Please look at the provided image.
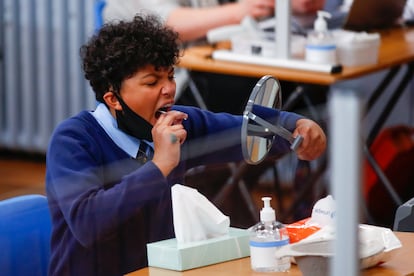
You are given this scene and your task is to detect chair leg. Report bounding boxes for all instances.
[188,78,208,110]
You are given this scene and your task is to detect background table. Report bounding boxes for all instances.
[178,27,414,85]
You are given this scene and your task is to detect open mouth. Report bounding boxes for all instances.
[155,106,170,119]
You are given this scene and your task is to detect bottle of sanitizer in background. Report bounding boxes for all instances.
[249,197,290,272]
[305,10,337,65]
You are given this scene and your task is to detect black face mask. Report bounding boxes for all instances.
[115,94,154,142]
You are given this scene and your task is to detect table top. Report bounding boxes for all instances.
[178,27,414,85]
[127,231,414,276]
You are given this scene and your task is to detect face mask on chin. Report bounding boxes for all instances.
[115,94,154,142]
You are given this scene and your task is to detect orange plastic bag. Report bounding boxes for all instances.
[286,217,321,244]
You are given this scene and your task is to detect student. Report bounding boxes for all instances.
[46,14,327,275]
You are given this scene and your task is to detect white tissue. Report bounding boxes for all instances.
[171,184,230,243]
[309,195,336,227]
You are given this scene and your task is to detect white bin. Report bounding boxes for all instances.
[333,30,381,67]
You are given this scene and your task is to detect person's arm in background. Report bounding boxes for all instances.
[403,0,414,23]
[103,0,271,42]
[104,0,326,42]
[167,0,328,42]
[165,0,275,42]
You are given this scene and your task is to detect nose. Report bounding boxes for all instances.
[161,81,176,98]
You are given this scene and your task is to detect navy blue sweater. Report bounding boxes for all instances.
[46,105,300,276]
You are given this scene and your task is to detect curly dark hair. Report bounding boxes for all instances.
[80,14,181,102]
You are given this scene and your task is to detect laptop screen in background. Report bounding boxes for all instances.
[343,0,407,31]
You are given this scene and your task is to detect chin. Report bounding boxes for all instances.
[150,118,157,126]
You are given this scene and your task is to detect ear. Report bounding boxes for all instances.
[103,91,122,111]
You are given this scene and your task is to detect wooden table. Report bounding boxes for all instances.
[178,27,414,86]
[127,231,414,276]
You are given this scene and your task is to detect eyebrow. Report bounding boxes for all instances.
[138,66,174,79]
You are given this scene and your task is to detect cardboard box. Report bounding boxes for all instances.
[147,227,250,271]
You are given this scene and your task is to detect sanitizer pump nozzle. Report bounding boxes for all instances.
[260,197,275,222]
[314,10,331,33]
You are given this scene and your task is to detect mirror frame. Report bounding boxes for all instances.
[241,75,303,164]
[241,75,282,164]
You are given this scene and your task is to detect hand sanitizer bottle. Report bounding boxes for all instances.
[305,10,337,64]
[249,197,290,272]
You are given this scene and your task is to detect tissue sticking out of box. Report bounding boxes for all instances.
[171,184,230,243]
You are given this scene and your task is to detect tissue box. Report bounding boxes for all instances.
[147,227,250,271]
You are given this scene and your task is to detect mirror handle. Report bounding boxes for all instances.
[290,135,303,151]
[246,111,303,151]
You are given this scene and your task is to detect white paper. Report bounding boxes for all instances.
[309,194,336,227]
[171,184,230,243]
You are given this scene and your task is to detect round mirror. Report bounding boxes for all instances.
[241,75,302,164]
[241,75,282,164]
